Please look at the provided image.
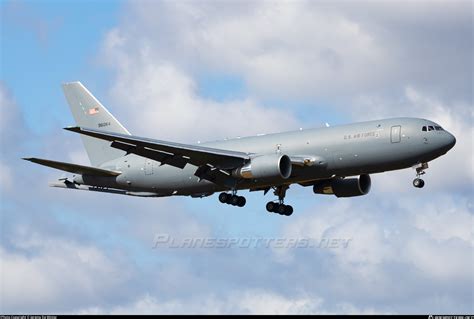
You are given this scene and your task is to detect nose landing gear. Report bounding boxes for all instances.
[413,162,428,188]
[413,178,425,188]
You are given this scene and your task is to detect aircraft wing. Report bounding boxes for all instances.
[64,127,250,186]
[23,157,121,176]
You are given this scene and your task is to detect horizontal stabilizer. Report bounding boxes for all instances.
[23,157,121,176]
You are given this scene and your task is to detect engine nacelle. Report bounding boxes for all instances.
[233,154,292,180]
[313,174,371,197]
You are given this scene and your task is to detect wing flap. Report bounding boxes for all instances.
[65,126,250,170]
[23,157,121,176]
[194,164,236,188]
[111,140,188,169]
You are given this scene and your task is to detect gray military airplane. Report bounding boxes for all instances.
[24,82,456,216]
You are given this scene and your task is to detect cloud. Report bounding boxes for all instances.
[278,194,473,313]
[2,0,473,315]
[103,290,323,314]
[106,0,472,104]
[413,197,473,244]
[103,1,383,102]
[0,232,133,313]
[100,28,300,142]
[80,289,383,314]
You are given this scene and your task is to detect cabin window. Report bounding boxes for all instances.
[422,126,427,131]
[428,126,434,131]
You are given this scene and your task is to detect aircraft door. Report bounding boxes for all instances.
[391,125,401,143]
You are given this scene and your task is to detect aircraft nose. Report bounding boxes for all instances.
[445,131,456,150]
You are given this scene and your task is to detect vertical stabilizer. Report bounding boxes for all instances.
[62,82,130,166]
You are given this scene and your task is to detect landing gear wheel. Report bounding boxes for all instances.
[218,192,229,203]
[266,201,276,213]
[277,204,287,215]
[264,186,296,215]
[413,178,425,188]
[230,195,240,206]
[237,196,246,207]
[413,163,428,188]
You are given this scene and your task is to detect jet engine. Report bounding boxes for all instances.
[313,174,371,197]
[233,154,292,180]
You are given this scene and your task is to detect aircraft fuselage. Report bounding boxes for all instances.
[74,117,455,197]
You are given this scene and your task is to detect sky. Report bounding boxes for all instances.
[0,0,473,314]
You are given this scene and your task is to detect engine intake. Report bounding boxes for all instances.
[233,154,292,180]
[313,174,371,197]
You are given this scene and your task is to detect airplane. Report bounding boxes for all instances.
[24,82,456,216]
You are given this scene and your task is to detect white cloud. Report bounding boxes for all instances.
[2,0,473,315]
[104,1,385,102]
[401,230,472,281]
[80,289,381,315]
[101,28,300,142]
[0,232,131,313]
[112,290,322,314]
[105,0,472,104]
[411,197,473,245]
[280,194,473,287]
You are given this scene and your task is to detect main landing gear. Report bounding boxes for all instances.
[266,186,293,216]
[218,191,246,207]
[413,162,428,188]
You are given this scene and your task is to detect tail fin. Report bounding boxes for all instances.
[62,82,130,166]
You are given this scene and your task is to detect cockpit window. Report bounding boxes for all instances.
[423,125,443,132]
